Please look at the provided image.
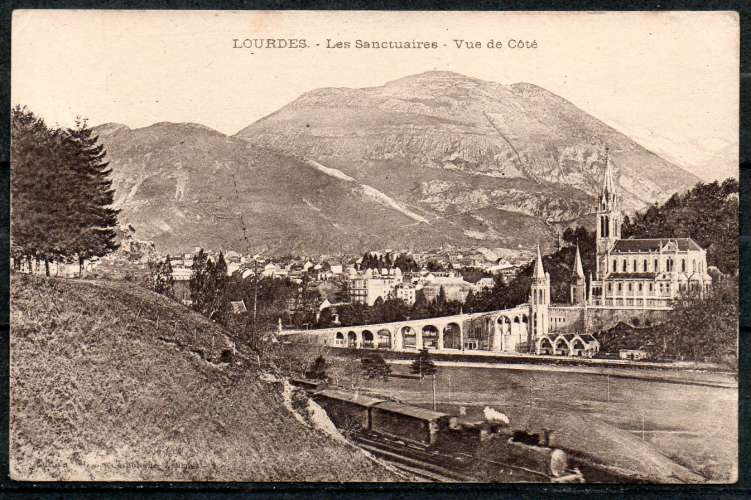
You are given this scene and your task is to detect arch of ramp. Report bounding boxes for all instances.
[495,315,511,335]
[401,325,417,349]
[570,337,585,355]
[443,322,461,349]
[554,337,570,356]
[347,331,358,348]
[466,317,491,351]
[421,325,439,349]
[335,331,345,346]
[538,336,554,354]
[361,330,374,348]
[376,328,392,349]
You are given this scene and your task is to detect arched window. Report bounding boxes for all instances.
[633,259,637,272]
[681,259,686,272]
[654,259,659,272]
[643,260,648,272]
[622,260,627,272]
[612,259,617,271]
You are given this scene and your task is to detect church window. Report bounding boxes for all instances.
[654,259,659,272]
[618,283,622,292]
[681,259,686,272]
[633,259,637,272]
[622,260,627,272]
[649,283,654,292]
[607,283,612,292]
[612,259,617,271]
[643,260,648,272]
[627,283,632,292]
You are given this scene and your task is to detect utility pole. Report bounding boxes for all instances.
[606,374,610,402]
[432,373,437,410]
[230,171,261,345]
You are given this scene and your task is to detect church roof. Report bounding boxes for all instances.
[611,238,703,253]
[607,272,657,279]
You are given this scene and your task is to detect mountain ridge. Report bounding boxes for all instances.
[93,71,699,255]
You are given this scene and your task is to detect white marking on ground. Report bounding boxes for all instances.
[302,198,321,212]
[306,159,428,223]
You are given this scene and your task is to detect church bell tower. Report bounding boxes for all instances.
[529,245,550,352]
[595,149,621,279]
[570,244,587,305]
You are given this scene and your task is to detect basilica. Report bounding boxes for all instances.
[576,154,712,308]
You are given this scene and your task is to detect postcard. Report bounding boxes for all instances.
[10,10,739,483]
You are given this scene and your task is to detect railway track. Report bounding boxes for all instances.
[353,434,476,482]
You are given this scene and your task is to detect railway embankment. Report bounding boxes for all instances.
[10,275,400,481]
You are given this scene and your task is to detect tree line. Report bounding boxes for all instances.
[622,178,738,275]
[359,251,420,272]
[11,106,120,275]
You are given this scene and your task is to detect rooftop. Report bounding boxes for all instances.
[607,272,657,279]
[612,238,703,253]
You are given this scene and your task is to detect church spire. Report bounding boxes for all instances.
[600,148,617,207]
[573,244,585,279]
[533,244,545,279]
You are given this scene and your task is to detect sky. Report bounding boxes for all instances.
[12,10,739,181]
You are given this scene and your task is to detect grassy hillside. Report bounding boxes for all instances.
[10,274,398,481]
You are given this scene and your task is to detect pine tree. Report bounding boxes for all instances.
[305,355,328,381]
[190,249,210,313]
[11,106,70,273]
[147,255,174,297]
[210,252,229,323]
[64,118,120,275]
[409,348,437,380]
[362,353,391,381]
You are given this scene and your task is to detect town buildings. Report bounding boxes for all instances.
[282,156,713,359]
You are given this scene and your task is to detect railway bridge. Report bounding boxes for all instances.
[278,305,534,353]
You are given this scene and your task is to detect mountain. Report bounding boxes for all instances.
[236,71,698,210]
[96,72,700,255]
[95,121,552,255]
[605,118,738,182]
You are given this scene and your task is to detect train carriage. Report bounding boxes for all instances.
[369,401,451,446]
[312,389,384,432]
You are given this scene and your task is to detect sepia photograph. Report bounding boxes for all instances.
[9,10,739,484]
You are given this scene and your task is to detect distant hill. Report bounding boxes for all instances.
[95,71,699,255]
[237,71,698,212]
[94,121,555,255]
[10,275,398,481]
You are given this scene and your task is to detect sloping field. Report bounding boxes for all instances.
[10,274,397,481]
